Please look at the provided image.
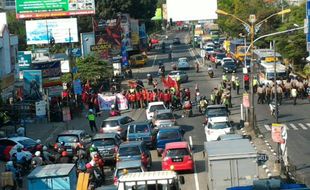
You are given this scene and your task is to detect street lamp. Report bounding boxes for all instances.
[216,9,291,130]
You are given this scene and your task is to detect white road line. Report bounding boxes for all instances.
[290,123,298,130]
[152,55,157,67]
[298,123,308,130]
[306,123,310,128]
[189,49,201,65]
[189,135,200,190]
[264,124,271,131]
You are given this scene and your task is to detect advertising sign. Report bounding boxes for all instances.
[116,93,128,111]
[16,0,95,19]
[0,12,7,27]
[26,18,78,45]
[139,22,148,50]
[35,100,46,117]
[31,60,62,87]
[23,70,42,95]
[271,123,286,144]
[242,93,250,108]
[73,79,82,95]
[93,18,122,59]
[81,32,95,57]
[61,60,70,73]
[98,94,116,111]
[18,51,32,70]
[121,14,132,51]
[307,0,310,51]
[130,19,140,46]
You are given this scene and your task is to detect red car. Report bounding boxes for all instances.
[162,142,194,172]
[209,53,217,63]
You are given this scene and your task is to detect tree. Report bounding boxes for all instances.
[73,54,113,83]
[6,11,27,50]
[96,0,157,20]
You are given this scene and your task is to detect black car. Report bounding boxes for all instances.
[223,61,237,73]
[92,133,122,165]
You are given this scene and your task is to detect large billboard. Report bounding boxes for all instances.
[23,70,43,95]
[16,0,95,19]
[26,18,78,45]
[31,60,62,87]
[167,0,217,21]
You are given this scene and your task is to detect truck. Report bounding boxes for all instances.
[205,23,219,40]
[204,139,258,190]
[117,171,185,190]
[27,164,77,190]
[229,39,251,63]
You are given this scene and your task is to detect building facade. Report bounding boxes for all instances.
[0,0,15,10]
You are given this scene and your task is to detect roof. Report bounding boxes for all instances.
[119,141,143,147]
[208,116,229,123]
[207,105,226,109]
[27,164,75,179]
[116,160,143,169]
[8,136,32,142]
[118,171,177,182]
[93,133,118,139]
[204,139,257,160]
[148,101,165,106]
[218,134,243,141]
[104,115,127,121]
[59,130,85,135]
[254,49,282,58]
[165,141,188,149]
[128,120,151,125]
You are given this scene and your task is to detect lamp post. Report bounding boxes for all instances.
[216,8,291,130]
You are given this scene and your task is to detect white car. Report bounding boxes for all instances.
[177,57,190,70]
[204,46,214,55]
[146,102,167,120]
[204,116,233,142]
[220,57,235,66]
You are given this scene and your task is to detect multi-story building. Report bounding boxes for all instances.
[0,16,18,100]
[0,0,15,10]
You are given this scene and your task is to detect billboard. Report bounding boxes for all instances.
[81,32,95,57]
[26,18,78,45]
[130,19,140,46]
[121,14,132,51]
[0,12,7,27]
[16,0,95,19]
[93,18,122,59]
[23,70,42,95]
[31,60,62,87]
[166,0,217,21]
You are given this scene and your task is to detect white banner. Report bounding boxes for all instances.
[98,94,116,111]
[116,93,128,111]
[35,100,46,117]
[61,60,70,73]
[26,18,78,45]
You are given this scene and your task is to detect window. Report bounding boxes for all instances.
[18,139,37,148]
[102,120,119,127]
[208,122,231,130]
[156,113,174,120]
[166,148,189,157]
[57,135,78,143]
[92,138,115,146]
[158,131,180,140]
[119,146,141,156]
[0,139,16,146]
[150,105,165,112]
[5,0,15,7]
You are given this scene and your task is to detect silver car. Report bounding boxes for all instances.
[177,57,190,70]
[168,70,188,83]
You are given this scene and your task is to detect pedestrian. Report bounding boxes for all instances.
[276,85,283,105]
[87,109,98,132]
[235,77,240,95]
[142,89,148,108]
[135,90,142,109]
[291,86,298,105]
[257,85,263,104]
[253,77,258,93]
[231,72,236,90]
[265,84,271,104]
[244,74,250,91]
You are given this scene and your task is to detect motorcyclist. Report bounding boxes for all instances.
[5,161,23,188]
[199,96,208,113]
[76,152,88,173]
[195,85,200,103]
[31,151,44,168]
[57,151,72,163]
[89,145,99,159]
[182,97,192,117]
[14,146,30,168]
[109,104,120,117]
[42,146,55,164]
[231,72,236,90]
[147,73,153,85]
[195,62,199,73]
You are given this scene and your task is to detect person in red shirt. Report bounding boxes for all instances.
[159,89,164,102]
[148,90,154,103]
[136,90,142,109]
[163,89,171,108]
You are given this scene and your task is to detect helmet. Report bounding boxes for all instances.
[89,109,93,113]
[86,163,92,169]
[89,147,96,152]
[111,104,115,109]
[43,146,48,151]
[62,151,68,157]
[36,139,41,144]
[35,151,41,157]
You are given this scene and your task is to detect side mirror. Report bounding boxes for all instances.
[179,176,185,185]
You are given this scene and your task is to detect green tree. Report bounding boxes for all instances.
[96,0,157,20]
[6,11,27,50]
[74,54,113,83]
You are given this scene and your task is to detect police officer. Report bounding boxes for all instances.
[235,77,240,95]
[87,109,98,132]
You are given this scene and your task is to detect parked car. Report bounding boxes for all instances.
[204,46,214,55]
[156,126,184,156]
[223,61,237,73]
[168,70,189,83]
[0,137,39,161]
[162,141,194,172]
[91,133,122,164]
[117,141,152,169]
[129,54,147,67]
[177,57,190,70]
[220,57,234,66]
[173,37,181,45]
[146,102,167,120]
[204,117,233,142]
[204,105,229,124]
[126,121,156,148]
[100,116,134,139]
[152,110,176,127]
[55,130,92,156]
[113,160,146,185]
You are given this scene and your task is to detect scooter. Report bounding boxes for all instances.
[147,74,153,85]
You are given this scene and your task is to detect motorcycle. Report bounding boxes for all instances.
[208,70,214,78]
[182,101,193,117]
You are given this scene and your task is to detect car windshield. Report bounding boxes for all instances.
[223,58,233,62]
[156,113,174,120]
[216,54,225,59]
[149,105,165,112]
[179,58,187,62]
[119,146,141,156]
[166,148,189,157]
[206,108,228,117]
[102,120,119,127]
[224,62,235,66]
[129,124,150,133]
[92,138,115,146]
[158,130,180,140]
[57,135,78,143]
[116,167,142,178]
[18,139,37,148]
[206,47,213,51]
[209,122,231,129]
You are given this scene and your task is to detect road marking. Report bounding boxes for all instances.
[189,48,201,65]
[189,136,193,149]
[264,124,271,131]
[152,55,157,67]
[298,123,308,130]
[189,135,200,190]
[289,123,298,130]
[306,123,310,128]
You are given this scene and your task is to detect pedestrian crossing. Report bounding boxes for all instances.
[263,123,310,131]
